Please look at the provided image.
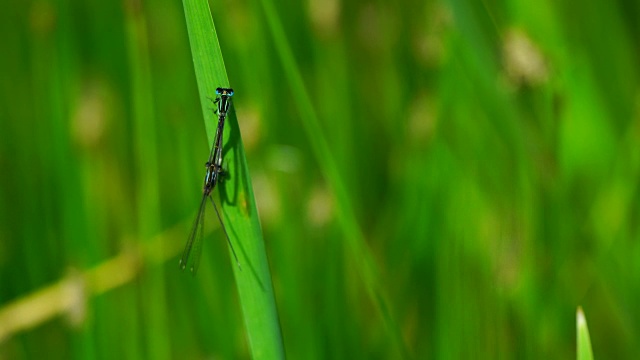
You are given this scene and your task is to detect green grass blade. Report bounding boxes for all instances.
[256,0,408,357]
[577,307,594,360]
[126,5,169,359]
[180,1,285,358]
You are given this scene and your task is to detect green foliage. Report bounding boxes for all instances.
[577,307,594,360]
[1,0,640,358]
[257,0,407,356]
[180,0,284,358]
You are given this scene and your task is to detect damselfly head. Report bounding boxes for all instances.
[215,87,234,97]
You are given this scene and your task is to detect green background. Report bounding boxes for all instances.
[1,0,638,358]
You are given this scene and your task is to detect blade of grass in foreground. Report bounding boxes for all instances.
[180,0,285,358]
[256,0,408,358]
[577,307,594,360]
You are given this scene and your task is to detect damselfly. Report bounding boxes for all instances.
[180,87,240,274]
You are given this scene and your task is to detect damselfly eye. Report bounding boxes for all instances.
[215,87,222,95]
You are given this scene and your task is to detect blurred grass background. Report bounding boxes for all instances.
[1,0,639,358]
